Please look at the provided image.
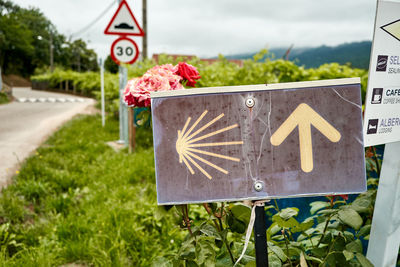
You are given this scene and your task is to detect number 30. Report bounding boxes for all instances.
[116,46,134,56]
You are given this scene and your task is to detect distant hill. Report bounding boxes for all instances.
[223,41,372,69]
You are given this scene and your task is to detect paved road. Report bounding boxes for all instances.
[0,87,95,187]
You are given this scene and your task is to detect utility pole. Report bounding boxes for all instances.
[49,33,54,72]
[142,0,147,60]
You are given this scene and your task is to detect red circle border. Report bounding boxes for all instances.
[110,36,139,65]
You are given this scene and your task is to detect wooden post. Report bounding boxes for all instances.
[128,107,136,153]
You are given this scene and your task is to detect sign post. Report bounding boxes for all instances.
[254,204,268,267]
[100,58,105,127]
[104,0,144,145]
[363,1,400,266]
[118,66,128,144]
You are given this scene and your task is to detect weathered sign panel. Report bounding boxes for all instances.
[151,78,366,205]
[363,0,400,146]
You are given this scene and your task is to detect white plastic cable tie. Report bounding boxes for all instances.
[234,200,269,266]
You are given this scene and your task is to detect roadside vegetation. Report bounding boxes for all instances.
[4,53,394,265]
[0,115,184,265]
[31,50,369,117]
[0,92,9,104]
[0,114,386,266]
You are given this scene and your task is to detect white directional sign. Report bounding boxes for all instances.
[363,0,400,146]
[104,0,144,36]
[111,37,139,65]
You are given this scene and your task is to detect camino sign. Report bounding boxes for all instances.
[151,78,366,205]
[363,0,400,146]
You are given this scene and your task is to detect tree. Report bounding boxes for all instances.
[104,55,118,73]
[0,0,98,76]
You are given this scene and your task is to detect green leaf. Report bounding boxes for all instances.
[304,254,323,264]
[351,197,371,213]
[345,239,362,253]
[268,254,282,267]
[154,206,168,221]
[186,260,199,267]
[357,224,371,237]
[230,203,251,224]
[200,224,221,240]
[324,251,347,266]
[299,218,314,232]
[268,243,287,262]
[196,238,216,266]
[268,222,281,236]
[333,235,346,251]
[343,250,354,261]
[343,231,355,242]
[310,201,330,215]
[311,247,326,258]
[244,261,256,267]
[317,209,338,215]
[152,257,174,267]
[279,207,299,220]
[272,215,300,231]
[179,238,196,260]
[355,253,374,267]
[227,214,247,234]
[338,208,363,230]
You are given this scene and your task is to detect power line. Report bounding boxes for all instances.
[71,0,117,39]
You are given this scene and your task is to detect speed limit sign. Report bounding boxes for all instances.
[111,37,139,65]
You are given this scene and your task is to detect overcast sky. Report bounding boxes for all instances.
[12,0,377,60]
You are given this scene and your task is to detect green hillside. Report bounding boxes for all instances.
[224,41,372,69]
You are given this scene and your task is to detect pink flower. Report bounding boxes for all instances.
[123,73,174,107]
[145,64,182,90]
[123,62,200,107]
[175,62,201,87]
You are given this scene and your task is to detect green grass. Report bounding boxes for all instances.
[0,92,9,104]
[0,115,184,266]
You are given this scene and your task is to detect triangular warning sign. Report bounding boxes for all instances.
[104,0,144,36]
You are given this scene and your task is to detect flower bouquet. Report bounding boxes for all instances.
[123,62,201,108]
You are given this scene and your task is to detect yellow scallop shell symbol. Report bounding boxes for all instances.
[176,110,244,179]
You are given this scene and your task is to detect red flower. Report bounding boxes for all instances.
[175,62,201,87]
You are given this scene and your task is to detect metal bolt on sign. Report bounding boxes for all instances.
[246,97,255,108]
[254,181,263,192]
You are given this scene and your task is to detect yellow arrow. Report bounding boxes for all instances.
[270,103,341,173]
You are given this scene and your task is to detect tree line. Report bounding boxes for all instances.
[0,0,99,77]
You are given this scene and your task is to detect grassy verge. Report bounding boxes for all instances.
[0,92,9,104]
[0,115,183,266]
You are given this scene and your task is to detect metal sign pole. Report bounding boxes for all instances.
[254,204,268,267]
[118,66,128,144]
[100,58,105,127]
[366,141,400,267]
